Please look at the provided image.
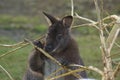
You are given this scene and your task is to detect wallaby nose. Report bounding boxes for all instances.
[44,44,53,52]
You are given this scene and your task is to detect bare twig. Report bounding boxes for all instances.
[25,39,62,66]
[73,15,118,30]
[71,0,74,16]
[107,51,120,58]
[113,62,120,77]
[106,23,120,53]
[114,43,120,48]
[0,43,29,59]
[74,13,99,30]
[75,13,96,23]
[69,64,103,76]
[72,23,99,29]
[46,67,64,79]
[0,34,45,48]
[103,15,119,21]
[94,0,114,80]
[0,35,45,59]
[73,14,118,29]
[94,0,101,24]
[0,65,14,80]
[0,41,25,48]
[49,68,83,80]
[104,22,120,49]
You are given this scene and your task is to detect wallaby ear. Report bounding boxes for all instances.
[43,12,57,25]
[62,16,73,28]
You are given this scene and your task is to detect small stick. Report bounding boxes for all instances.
[69,64,103,76]
[0,43,29,59]
[74,13,100,30]
[72,23,100,30]
[105,26,120,49]
[75,13,96,23]
[113,62,120,77]
[106,25,120,53]
[71,0,74,16]
[25,38,62,66]
[0,34,46,59]
[46,67,64,79]
[49,68,83,80]
[0,65,14,80]
[107,51,120,58]
[0,41,25,48]
[0,34,45,48]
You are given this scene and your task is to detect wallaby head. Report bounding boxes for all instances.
[43,12,73,54]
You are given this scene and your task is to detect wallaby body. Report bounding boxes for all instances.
[23,12,87,80]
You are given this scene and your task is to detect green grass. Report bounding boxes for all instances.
[34,24,47,32]
[75,35,102,79]
[0,15,40,24]
[0,15,47,33]
[0,36,32,80]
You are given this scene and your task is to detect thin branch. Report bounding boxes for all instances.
[46,67,64,79]
[74,13,100,30]
[115,43,120,48]
[0,43,29,59]
[0,34,45,48]
[37,49,57,64]
[105,24,120,49]
[71,0,74,16]
[113,62,120,77]
[72,23,94,28]
[0,41,25,48]
[94,0,114,80]
[106,24,120,53]
[103,15,120,21]
[112,57,120,63]
[94,0,101,25]
[69,64,103,76]
[74,13,119,31]
[72,23,100,30]
[0,65,14,80]
[0,35,45,59]
[64,67,82,78]
[25,39,62,66]
[75,13,96,23]
[49,68,83,80]
[107,51,120,58]
[103,21,115,30]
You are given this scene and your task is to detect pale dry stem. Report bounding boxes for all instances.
[0,65,14,80]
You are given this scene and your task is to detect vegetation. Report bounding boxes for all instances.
[0,15,47,32]
[0,0,120,80]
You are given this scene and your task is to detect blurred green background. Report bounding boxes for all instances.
[0,0,120,80]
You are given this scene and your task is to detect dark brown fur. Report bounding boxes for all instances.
[23,12,87,80]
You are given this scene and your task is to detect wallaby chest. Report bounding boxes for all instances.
[44,60,64,80]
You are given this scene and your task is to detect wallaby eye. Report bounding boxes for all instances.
[56,34,62,40]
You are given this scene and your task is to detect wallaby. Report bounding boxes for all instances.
[23,12,87,80]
